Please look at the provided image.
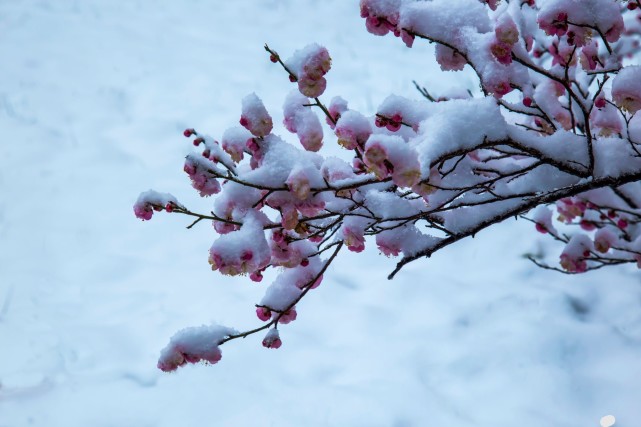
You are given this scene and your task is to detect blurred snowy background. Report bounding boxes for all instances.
[1,1,641,426]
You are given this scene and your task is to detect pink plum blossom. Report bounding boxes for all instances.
[256,306,271,321]
[278,307,297,324]
[262,329,282,349]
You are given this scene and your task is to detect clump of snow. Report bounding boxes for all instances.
[212,181,264,221]
[260,271,304,311]
[208,214,271,276]
[399,0,491,49]
[537,0,623,43]
[285,44,331,98]
[414,97,507,176]
[365,189,422,218]
[360,0,402,37]
[590,102,623,137]
[183,153,224,196]
[335,110,372,150]
[507,127,590,170]
[531,205,557,234]
[560,234,593,273]
[157,324,237,372]
[326,96,349,128]
[375,225,438,257]
[593,137,641,178]
[240,134,323,188]
[320,156,358,185]
[199,134,236,172]
[377,94,430,131]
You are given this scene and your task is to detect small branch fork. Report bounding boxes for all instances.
[218,243,343,346]
[265,44,337,126]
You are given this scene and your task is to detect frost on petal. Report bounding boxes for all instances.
[490,40,513,65]
[335,110,372,150]
[556,197,586,223]
[360,0,401,36]
[221,126,253,163]
[363,137,392,180]
[134,190,181,221]
[495,13,519,46]
[531,205,556,234]
[321,156,358,185]
[158,324,236,372]
[579,40,599,71]
[435,44,467,71]
[363,134,421,186]
[240,93,273,137]
[285,44,332,98]
[414,97,507,177]
[612,66,641,114]
[260,271,303,312]
[559,234,593,273]
[183,154,223,197]
[594,228,616,253]
[327,96,349,128]
[297,110,324,152]
[270,232,317,268]
[262,328,282,349]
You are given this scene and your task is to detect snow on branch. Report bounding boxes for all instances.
[137,0,641,369]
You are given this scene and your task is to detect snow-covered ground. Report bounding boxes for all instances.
[1,1,640,426]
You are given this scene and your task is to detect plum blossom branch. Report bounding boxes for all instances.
[140,1,641,370]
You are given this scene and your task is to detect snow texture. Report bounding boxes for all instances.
[612,65,641,114]
[2,1,641,426]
